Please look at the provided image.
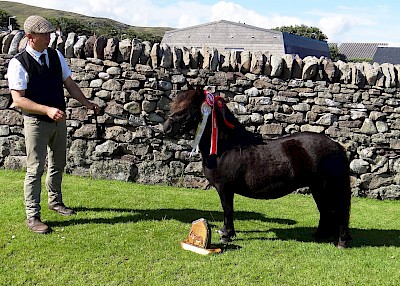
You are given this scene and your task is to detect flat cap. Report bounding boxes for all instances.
[24,15,56,34]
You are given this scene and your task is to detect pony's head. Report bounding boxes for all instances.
[163,88,204,137]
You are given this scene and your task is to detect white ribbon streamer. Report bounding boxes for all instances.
[190,102,212,157]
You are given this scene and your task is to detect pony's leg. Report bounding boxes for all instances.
[310,183,335,241]
[336,184,352,248]
[312,179,352,248]
[216,188,235,243]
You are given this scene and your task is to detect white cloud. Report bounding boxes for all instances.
[169,1,210,28]
[318,15,354,43]
[209,1,307,29]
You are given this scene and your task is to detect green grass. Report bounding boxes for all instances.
[0,169,399,286]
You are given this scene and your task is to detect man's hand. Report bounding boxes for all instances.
[88,102,101,114]
[47,107,66,122]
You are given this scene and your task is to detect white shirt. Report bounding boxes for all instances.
[7,45,72,91]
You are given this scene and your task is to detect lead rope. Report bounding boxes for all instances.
[94,110,101,139]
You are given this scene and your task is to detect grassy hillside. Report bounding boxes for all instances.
[0,1,172,40]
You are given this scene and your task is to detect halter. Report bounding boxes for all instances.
[190,90,234,157]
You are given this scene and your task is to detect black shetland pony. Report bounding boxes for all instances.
[163,88,351,248]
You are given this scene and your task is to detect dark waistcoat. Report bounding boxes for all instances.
[15,48,65,122]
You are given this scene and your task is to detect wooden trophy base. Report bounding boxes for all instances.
[181,218,222,255]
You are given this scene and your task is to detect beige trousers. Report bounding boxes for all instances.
[23,116,67,219]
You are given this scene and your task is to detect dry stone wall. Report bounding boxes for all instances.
[0,33,400,200]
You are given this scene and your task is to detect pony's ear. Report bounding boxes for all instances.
[187,82,194,90]
[215,97,235,129]
[195,85,204,92]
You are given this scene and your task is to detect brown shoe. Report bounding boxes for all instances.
[49,204,76,216]
[27,217,52,234]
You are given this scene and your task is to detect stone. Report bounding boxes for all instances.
[362,62,378,85]
[281,54,294,79]
[0,110,23,125]
[322,58,337,82]
[210,48,219,71]
[130,38,142,66]
[94,36,107,60]
[181,46,190,68]
[2,31,16,54]
[360,118,378,135]
[270,55,283,77]
[102,79,121,91]
[140,41,152,64]
[248,51,263,75]
[90,159,137,181]
[190,47,199,69]
[172,46,183,69]
[104,38,119,61]
[117,38,132,63]
[259,123,283,135]
[73,35,87,59]
[380,63,396,88]
[292,55,303,79]
[302,56,318,80]
[94,140,118,156]
[350,159,370,174]
[84,35,96,58]
[65,32,77,58]
[160,43,172,68]
[124,101,141,114]
[8,31,24,55]
[56,35,66,55]
[240,51,251,74]
[150,43,160,68]
[336,60,352,84]
[200,46,211,70]
[73,124,98,139]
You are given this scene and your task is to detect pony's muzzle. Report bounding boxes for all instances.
[162,118,180,137]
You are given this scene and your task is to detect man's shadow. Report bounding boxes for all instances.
[49,206,400,248]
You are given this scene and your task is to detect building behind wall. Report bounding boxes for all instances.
[161,20,331,59]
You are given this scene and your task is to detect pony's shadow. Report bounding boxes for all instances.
[236,227,400,248]
[49,206,400,248]
[49,206,296,227]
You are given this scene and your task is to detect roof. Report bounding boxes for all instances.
[283,32,330,58]
[161,20,330,59]
[337,43,388,60]
[372,47,400,64]
[166,20,281,35]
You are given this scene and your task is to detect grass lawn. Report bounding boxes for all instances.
[0,169,399,286]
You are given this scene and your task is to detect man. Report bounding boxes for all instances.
[7,15,100,234]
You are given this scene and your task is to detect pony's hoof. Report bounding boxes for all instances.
[220,235,236,244]
[220,237,230,244]
[217,229,226,236]
[337,240,348,249]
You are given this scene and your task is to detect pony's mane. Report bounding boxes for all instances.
[170,89,200,114]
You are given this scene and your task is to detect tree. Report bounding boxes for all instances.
[329,44,340,61]
[48,17,92,36]
[273,25,328,41]
[0,9,20,30]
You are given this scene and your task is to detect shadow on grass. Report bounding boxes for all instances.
[50,206,296,227]
[237,227,400,248]
[49,206,400,248]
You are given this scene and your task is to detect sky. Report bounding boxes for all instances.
[5,0,400,45]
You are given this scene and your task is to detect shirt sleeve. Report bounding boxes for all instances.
[56,50,72,81]
[7,58,28,90]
